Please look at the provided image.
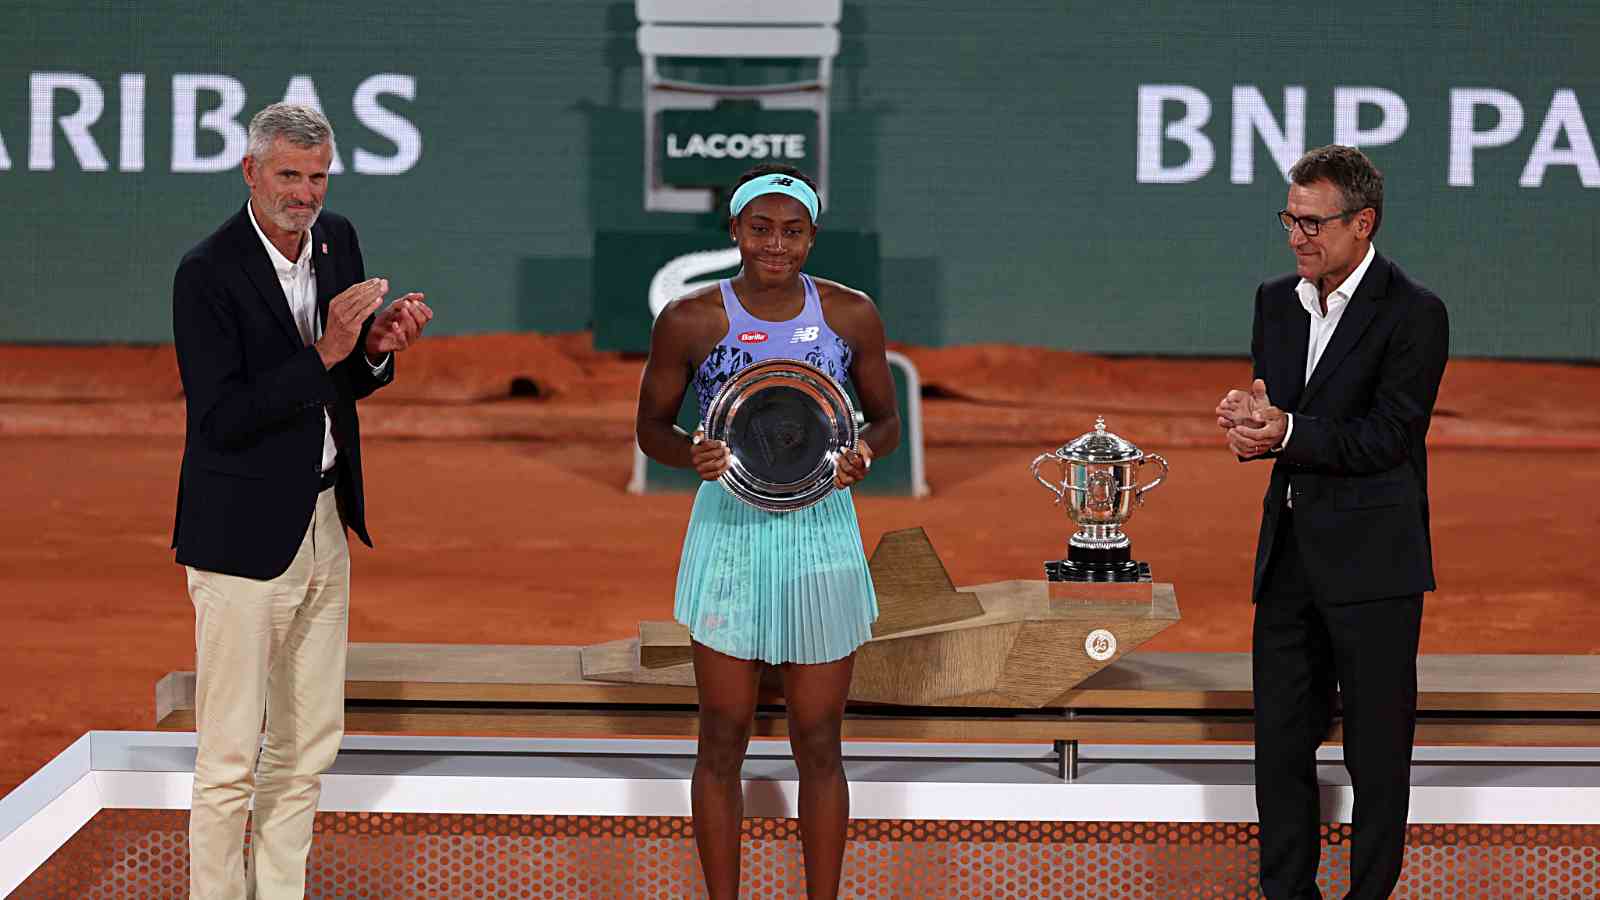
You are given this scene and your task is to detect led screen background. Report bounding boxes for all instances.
[1,1,1595,358]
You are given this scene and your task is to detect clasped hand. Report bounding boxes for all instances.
[1215,378,1287,458]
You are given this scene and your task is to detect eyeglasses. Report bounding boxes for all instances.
[1277,208,1360,237]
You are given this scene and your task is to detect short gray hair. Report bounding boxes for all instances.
[246,103,335,162]
[1288,144,1385,238]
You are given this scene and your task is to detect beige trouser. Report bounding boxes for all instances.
[187,487,349,900]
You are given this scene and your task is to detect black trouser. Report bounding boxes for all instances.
[1252,512,1424,900]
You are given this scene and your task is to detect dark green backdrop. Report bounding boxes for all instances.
[2,1,1596,358]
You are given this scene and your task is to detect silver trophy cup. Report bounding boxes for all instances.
[1030,416,1169,581]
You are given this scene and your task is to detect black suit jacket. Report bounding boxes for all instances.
[172,204,392,580]
[1249,252,1450,605]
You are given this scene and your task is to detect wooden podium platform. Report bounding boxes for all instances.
[153,529,1600,750]
[156,645,1600,748]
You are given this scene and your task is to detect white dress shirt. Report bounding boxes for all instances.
[246,202,390,474]
[1280,243,1376,449]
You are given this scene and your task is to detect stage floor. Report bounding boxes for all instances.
[6,734,1599,898]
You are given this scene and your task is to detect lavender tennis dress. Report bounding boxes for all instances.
[673,275,878,665]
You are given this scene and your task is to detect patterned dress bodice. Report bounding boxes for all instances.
[691,274,853,420]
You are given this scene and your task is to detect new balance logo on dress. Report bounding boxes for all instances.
[790,326,820,343]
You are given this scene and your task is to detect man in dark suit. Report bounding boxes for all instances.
[1216,145,1449,899]
[172,102,432,899]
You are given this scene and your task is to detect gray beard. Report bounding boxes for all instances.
[269,203,321,234]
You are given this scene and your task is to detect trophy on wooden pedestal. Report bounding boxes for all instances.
[1031,416,1168,585]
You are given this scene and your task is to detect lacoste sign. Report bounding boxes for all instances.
[665,131,807,161]
[658,104,817,187]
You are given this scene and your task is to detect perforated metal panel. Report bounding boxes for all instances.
[15,813,1600,898]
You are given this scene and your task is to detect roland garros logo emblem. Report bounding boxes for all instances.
[1084,628,1117,662]
[738,330,769,344]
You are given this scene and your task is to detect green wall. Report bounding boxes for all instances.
[2,1,1596,358]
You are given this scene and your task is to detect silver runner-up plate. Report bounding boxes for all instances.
[702,358,859,513]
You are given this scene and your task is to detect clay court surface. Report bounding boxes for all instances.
[2,336,1597,796]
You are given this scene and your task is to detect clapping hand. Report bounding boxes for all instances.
[316,277,387,368]
[1223,379,1288,458]
[365,291,433,356]
[1215,387,1264,430]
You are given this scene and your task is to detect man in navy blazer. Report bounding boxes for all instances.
[172,103,432,899]
[1217,145,1449,899]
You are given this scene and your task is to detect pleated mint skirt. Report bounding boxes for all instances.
[674,481,878,665]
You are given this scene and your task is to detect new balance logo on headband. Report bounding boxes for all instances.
[729,173,819,222]
[790,326,819,343]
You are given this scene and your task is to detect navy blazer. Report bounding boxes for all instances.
[171,204,392,580]
[1248,252,1450,605]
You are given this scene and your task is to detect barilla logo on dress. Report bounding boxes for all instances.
[738,330,769,344]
